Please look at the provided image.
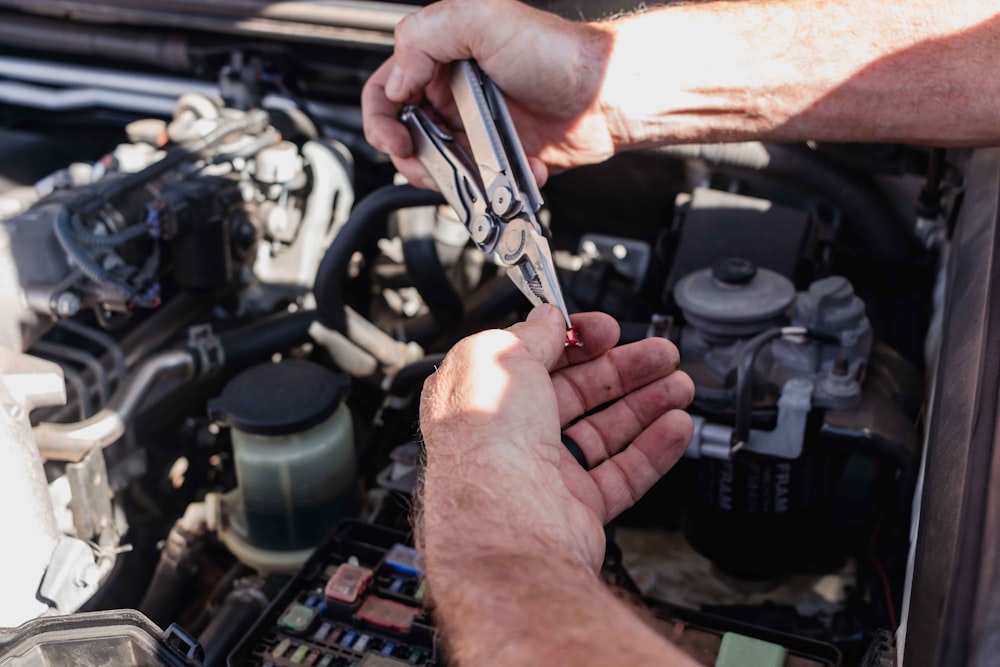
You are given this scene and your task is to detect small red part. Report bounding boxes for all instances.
[325,563,373,603]
[564,327,583,348]
[355,596,420,632]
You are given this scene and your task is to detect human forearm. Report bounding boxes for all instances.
[417,401,691,666]
[597,0,1000,149]
[423,543,696,666]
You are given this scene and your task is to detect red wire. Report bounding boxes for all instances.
[870,510,898,631]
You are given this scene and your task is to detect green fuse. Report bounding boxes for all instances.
[317,656,334,667]
[290,644,311,664]
[280,603,317,633]
[413,581,426,603]
[715,632,786,667]
[408,649,423,664]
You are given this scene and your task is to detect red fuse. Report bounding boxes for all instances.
[325,563,373,604]
[356,596,420,633]
[565,326,583,348]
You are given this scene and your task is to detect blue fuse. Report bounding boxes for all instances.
[385,544,421,576]
[382,642,396,656]
[304,595,319,608]
[388,578,404,594]
[340,629,358,648]
[313,622,332,642]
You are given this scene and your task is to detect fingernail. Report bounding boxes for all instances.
[421,177,437,190]
[385,65,405,101]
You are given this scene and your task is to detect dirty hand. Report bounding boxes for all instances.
[362,0,617,189]
[417,305,694,571]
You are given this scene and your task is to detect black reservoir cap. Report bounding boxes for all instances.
[712,257,758,285]
[209,359,349,436]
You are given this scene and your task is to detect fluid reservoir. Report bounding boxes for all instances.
[209,359,357,553]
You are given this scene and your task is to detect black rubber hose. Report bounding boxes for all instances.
[401,274,523,346]
[731,327,788,450]
[731,325,838,449]
[399,208,464,328]
[138,523,199,629]
[219,310,316,369]
[385,353,446,396]
[197,585,269,667]
[314,184,445,332]
[650,143,913,262]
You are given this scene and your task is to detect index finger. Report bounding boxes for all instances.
[362,58,415,160]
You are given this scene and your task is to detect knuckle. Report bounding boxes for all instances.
[394,12,419,44]
[460,329,512,359]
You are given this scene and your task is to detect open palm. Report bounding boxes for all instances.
[418,307,694,570]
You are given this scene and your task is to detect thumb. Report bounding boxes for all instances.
[506,305,567,371]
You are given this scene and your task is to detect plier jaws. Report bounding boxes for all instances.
[400,60,577,339]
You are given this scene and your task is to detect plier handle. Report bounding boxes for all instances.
[401,60,577,341]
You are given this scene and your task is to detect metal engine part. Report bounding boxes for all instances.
[677,260,872,460]
[0,349,119,625]
[0,94,356,624]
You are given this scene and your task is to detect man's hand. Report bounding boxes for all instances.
[418,305,694,571]
[362,0,617,189]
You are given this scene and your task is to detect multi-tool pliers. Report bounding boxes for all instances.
[400,60,580,346]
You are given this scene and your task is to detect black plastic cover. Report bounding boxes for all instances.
[209,359,349,436]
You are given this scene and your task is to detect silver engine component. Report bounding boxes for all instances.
[0,93,355,624]
[676,259,872,460]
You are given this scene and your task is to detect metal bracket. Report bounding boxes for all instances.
[685,379,814,460]
[187,324,224,378]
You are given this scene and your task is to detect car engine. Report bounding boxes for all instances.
[0,2,972,666]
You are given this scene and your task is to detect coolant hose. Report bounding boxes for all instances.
[401,274,523,346]
[314,184,445,332]
[218,310,316,368]
[651,143,913,262]
[384,353,447,396]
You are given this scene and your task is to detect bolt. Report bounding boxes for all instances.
[470,214,494,245]
[54,292,81,317]
[491,186,513,216]
[502,228,525,256]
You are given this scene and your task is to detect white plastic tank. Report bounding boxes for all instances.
[209,359,357,551]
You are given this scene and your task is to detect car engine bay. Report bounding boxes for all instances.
[0,1,987,666]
